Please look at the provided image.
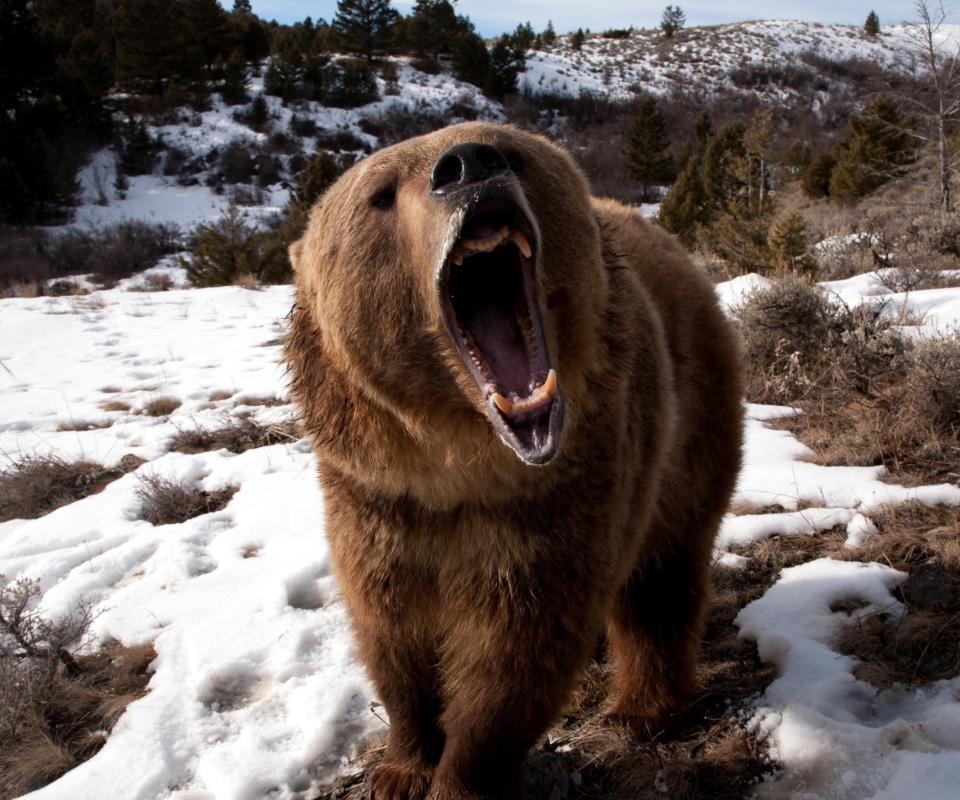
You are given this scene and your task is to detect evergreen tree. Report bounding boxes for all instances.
[322,59,379,107]
[182,0,230,80]
[801,151,836,198]
[232,0,252,13]
[769,212,817,274]
[865,11,880,37]
[542,20,556,47]
[183,203,262,287]
[291,150,340,215]
[407,0,458,61]
[485,36,521,98]
[511,21,535,52]
[116,116,159,176]
[701,112,777,273]
[222,49,250,105]
[829,95,918,203]
[624,97,675,200]
[114,0,182,95]
[570,28,584,51]
[331,0,400,62]
[452,30,490,88]
[661,6,685,38]
[658,113,712,246]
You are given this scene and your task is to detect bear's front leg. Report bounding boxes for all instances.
[427,604,595,800]
[364,635,444,800]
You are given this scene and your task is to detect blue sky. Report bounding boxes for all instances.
[245,1,937,37]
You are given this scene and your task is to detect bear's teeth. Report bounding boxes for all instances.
[457,225,511,256]
[492,370,557,418]
[543,368,557,397]
[492,393,514,414]
[510,229,532,258]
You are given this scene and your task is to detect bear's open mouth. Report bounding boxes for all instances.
[439,200,563,465]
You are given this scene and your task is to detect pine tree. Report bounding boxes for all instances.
[570,28,584,51]
[222,49,250,105]
[661,6,685,39]
[542,20,556,47]
[829,95,918,203]
[452,30,489,87]
[865,11,880,37]
[114,0,182,95]
[701,112,777,273]
[485,36,520,98]
[769,212,817,274]
[624,97,675,201]
[658,113,713,247]
[183,203,262,287]
[182,0,229,80]
[407,0,458,61]
[331,0,400,62]
[801,151,836,198]
[232,0,252,13]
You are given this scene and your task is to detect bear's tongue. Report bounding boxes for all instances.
[458,294,530,393]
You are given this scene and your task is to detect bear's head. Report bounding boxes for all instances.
[289,123,607,471]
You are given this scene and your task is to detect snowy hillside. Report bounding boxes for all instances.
[69,20,960,232]
[523,22,952,99]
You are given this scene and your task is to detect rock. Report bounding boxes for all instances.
[901,561,958,611]
[524,751,570,800]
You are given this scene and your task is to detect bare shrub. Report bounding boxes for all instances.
[315,127,369,153]
[907,335,960,429]
[0,456,123,523]
[358,106,447,149]
[216,139,258,184]
[139,396,181,417]
[0,575,154,797]
[133,473,237,525]
[168,417,300,454]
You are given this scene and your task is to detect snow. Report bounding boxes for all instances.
[5,20,960,800]
[2,267,958,800]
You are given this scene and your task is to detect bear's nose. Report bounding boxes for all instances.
[430,143,511,195]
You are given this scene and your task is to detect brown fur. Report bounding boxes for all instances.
[285,123,744,799]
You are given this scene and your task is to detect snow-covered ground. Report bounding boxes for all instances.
[2,265,959,800]
[5,17,960,800]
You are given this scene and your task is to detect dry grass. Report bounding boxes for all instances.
[734,278,960,485]
[168,416,300,455]
[234,395,285,408]
[133,472,237,525]
[0,455,124,523]
[0,641,155,799]
[139,396,182,417]
[100,400,131,412]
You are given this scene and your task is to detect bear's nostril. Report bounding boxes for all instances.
[475,144,509,174]
[431,152,465,192]
[430,143,512,195]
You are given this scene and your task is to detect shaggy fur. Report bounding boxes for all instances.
[285,123,743,800]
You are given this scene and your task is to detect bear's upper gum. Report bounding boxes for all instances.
[450,226,532,266]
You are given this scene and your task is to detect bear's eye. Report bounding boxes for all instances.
[370,184,397,210]
[506,153,525,175]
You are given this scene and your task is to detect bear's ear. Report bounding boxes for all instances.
[288,238,305,272]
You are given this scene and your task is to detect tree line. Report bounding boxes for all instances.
[0,0,535,225]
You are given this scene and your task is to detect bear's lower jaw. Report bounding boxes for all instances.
[438,199,563,465]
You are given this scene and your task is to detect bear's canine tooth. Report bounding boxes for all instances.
[511,229,533,258]
[543,369,557,397]
[492,393,514,415]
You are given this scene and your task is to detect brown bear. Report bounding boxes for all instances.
[285,122,743,800]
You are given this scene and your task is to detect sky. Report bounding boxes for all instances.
[245,1,940,38]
